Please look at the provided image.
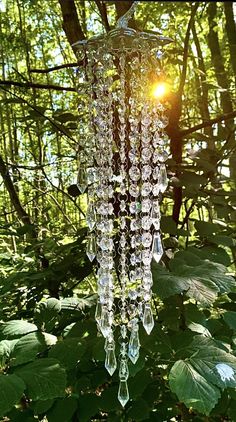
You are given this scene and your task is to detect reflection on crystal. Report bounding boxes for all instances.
[142,198,152,213]
[129,165,141,181]
[142,232,153,247]
[118,380,129,407]
[143,303,154,335]
[141,182,152,197]
[86,234,97,261]
[152,232,163,263]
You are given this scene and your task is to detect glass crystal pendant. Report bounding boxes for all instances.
[74,1,172,406]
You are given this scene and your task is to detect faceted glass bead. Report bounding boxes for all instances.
[141,198,152,213]
[119,358,129,381]
[120,216,126,230]
[153,184,160,196]
[99,237,113,251]
[97,219,113,233]
[142,164,152,181]
[105,344,117,376]
[121,325,127,339]
[156,148,169,163]
[159,164,168,193]
[129,149,139,164]
[120,200,126,212]
[118,380,129,407]
[141,147,152,161]
[143,303,154,335]
[153,166,160,180]
[141,216,152,230]
[77,166,87,194]
[120,234,126,248]
[128,289,138,300]
[129,183,140,198]
[97,202,109,216]
[86,234,97,262]
[87,166,98,184]
[152,232,163,263]
[131,234,142,248]
[142,232,153,248]
[142,250,152,266]
[141,182,152,197]
[129,166,141,182]
[130,218,140,231]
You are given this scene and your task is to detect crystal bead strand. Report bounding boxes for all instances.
[127,51,141,366]
[95,47,115,346]
[139,48,155,335]
[116,49,130,406]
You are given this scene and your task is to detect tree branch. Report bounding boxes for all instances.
[0,79,76,92]
[180,110,236,137]
[29,63,78,73]
[58,0,85,54]
[0,154,33,227]
[94,0,110,32]
[0,86,77,143]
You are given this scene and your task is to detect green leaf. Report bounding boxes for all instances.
[31,399,54,415]
[170,335,236,415]
[169,360,220,415]
[47,397,78,422]
[0,320,38,339]
[77,394,100,422]
[10,332,54,367]
[195,221,220,236]
[127,398,150,421]
[0,339,17,367]
[186,276,218,306]
[15,358,66,400]
[160,216,177,235]
[0,374,25,417]
[49,338,86,369]
[152,263,189,299]
[223,312,236,330]
[35,298,61,330]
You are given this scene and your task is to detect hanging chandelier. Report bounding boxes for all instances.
[74,2,172,407]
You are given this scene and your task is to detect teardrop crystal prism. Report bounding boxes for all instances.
[119,358,129,381]
[159,164,168,193]
[86,234,96,262]
[152,232,163,263]
[118,380,129,407]
[105,346,117,376]
[100,307,111,338]
[77,166,87,194]
[86,204,96,230]
[128,329,140,364]
[143,303,154,335]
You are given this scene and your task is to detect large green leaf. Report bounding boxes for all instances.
[10,332,56,367]
[0,320,37,339]
[0,339,17,367]
[49,338,86,369]
[152,248,235,304]
[169,360,220,415]
[0,374,25,417]
[15,358,66,400]
[47,397,78,422]
[169,335,236,415]
[223,311,236,330]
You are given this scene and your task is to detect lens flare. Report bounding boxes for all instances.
[152,82,168,99]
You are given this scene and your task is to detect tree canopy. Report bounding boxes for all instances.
[0,1,236,421]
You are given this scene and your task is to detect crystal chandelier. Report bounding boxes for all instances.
[75,2,172,407]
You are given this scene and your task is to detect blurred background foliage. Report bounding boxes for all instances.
[0,1,236,421]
